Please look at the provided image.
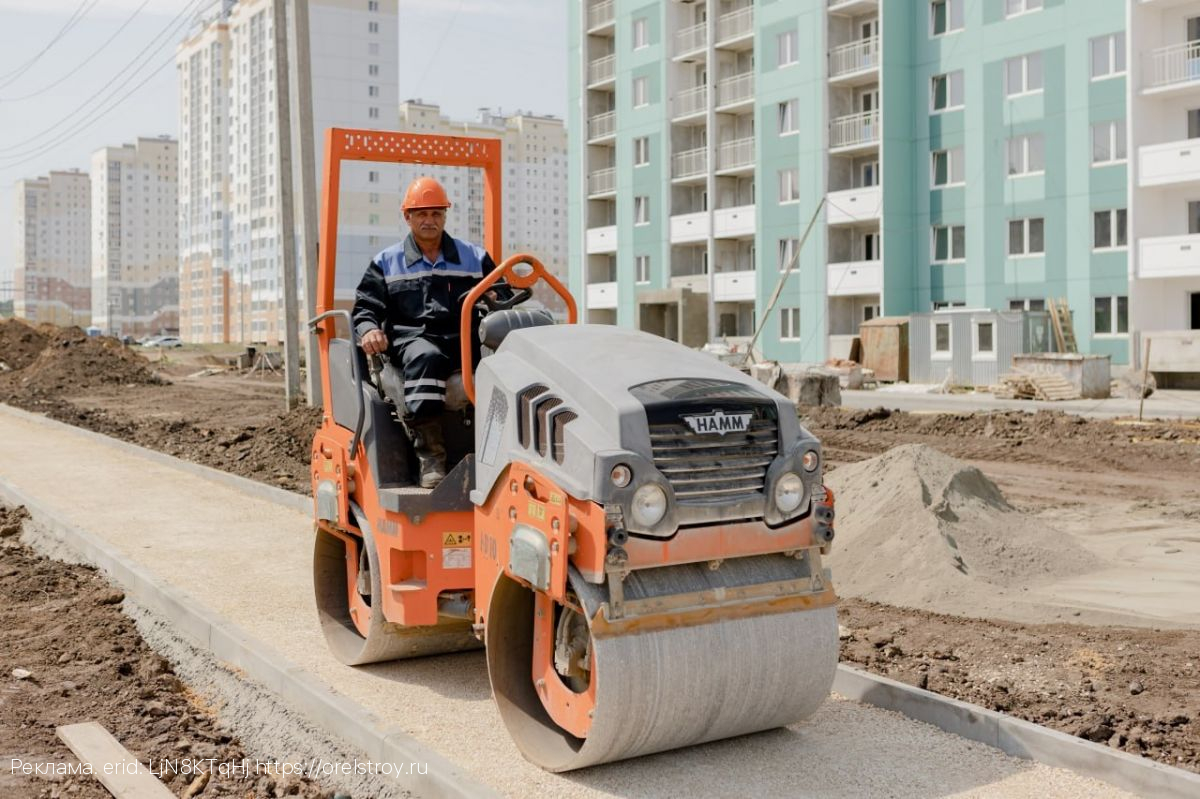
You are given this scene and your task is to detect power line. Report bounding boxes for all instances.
[0,0,98,89]
[0,0,152,103]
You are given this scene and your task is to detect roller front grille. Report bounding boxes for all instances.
[648,418,778,503]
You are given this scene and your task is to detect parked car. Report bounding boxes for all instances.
[144,336,183,348]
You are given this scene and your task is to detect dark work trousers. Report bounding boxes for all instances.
[383,336,460,419]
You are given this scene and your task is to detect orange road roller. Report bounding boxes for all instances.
[309,129,839,771]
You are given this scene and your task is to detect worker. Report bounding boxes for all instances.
[352,176,504,489]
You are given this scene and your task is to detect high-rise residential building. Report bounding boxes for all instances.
[390,101,568,309]
[1128,0,1200,381]
[569,0,1147,368]
[90,137,179,337]
[177,0,400,344]
[13,170,91,327]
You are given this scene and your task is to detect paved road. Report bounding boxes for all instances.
[840,387,1200,420]
[0,405,1137,798]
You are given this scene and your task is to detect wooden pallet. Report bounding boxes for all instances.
[991,370,1081,401]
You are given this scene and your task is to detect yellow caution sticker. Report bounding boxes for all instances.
[527,501,546,521]
[442,532,472,570]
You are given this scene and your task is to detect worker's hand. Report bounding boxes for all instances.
[360,329,388,355]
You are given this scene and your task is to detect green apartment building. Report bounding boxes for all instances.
[568,0,1138,366]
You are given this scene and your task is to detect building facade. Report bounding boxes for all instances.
[569,0,1140,367]
[90,137,180,337]
[13,170,92,327]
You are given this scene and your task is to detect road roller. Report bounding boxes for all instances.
[309,129,839,771]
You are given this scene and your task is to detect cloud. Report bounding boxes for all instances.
[395,0,547,23]
[0,0,192,18]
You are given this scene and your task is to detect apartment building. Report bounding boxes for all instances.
[1128,0,1200,380]
[13,170,91,327]
[90,137,179,337]
[569,0,1135,366]
[177,0,400,344]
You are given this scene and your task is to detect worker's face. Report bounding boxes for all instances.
[405,207,446,247]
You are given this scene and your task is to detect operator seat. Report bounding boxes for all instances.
[478,308,555,356]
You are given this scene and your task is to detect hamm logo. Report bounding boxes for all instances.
[682,410,753,436]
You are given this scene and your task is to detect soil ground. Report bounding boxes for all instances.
[0,320,1198,778]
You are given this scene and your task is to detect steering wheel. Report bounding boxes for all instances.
[459,282,532,313]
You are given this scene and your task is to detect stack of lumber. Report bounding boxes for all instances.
[990,370,1081,401]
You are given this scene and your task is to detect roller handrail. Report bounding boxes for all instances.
[308,309,365,457]
[458,253,578,405]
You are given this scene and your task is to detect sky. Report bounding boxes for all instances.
[0,0,568,284]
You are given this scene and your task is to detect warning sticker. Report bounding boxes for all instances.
[442,532,472,570]
[443,532,471,547]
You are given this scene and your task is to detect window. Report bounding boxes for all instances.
[930,0,963,36]
[367,170,379,183]
[780,307,800,340]
[1093,209,1128,249]
[931,71,964,112]
[1091,121,1126,164]
[1190,200,1200,235]
[1006,133,1045,176]
[1008,217,1045,256]
[634,195,649,225]
[778,238,799,271]
[368,107,379,119]
[368,64,379,76]
[864,304,880,322]
[1005,0,1042,17]
[931,147,965,187]
[1005,52,1044,96]
[1090,33,1126,79]
[636,255,650,283]
[778,31,798,67]
[933,320,952,356]
[972,321,995,357]
[368,0,378,10]
[861,159,880,187]
[633,76,649,108]
[1009,298,1046,311]
[932,224,966,262]
[933,301,966,311]
[367,85,379,97]
[633,17,648,49]
[779,168,800,203]
[367,21,378,33]
[1094,296,1129,335]
[778,99,798,135]
[633,137,650,166]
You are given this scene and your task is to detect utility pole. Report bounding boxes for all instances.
[285,0,322,407]
[272,0,301,409]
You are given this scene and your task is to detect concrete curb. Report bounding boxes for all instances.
[0,474,498,799]
[834,665,1200,799]
[0,403,311,514]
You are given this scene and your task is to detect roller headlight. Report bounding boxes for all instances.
[774,472,805,514]
[610,464,632,488]
[801,450,820,473]
[630,484,668,527]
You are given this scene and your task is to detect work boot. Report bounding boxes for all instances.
[409,418,447,489]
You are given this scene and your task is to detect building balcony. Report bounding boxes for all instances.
[1143,39,1200,95]
[715,6,753,49]
[587,111,616,143]
[672,85,708,121]
[828,0,879,15]
[827,260,882,296]
[1138,234,1200,279]
[587,281,618,309]
[587,0,615,33]
[714,269,755,301]
[587,167,616,197]
[586,225,618,254]
[830,110,881,153]
[716,136,755,174]
[671,147,708,182]
[674,22,707,60]
[1138,138,1200,187]
[826,186,882,226]
[714,204,755,238]
[587,54,616,88]
[670,211,709,243]
[715,72,754,110]
[829,37,880,85]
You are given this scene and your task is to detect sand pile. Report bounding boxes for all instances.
[0,326,163,396]
[825,444,1104,616]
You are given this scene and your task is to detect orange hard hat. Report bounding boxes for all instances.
[402,176,451,212]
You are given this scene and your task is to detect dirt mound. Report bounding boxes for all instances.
[1,327,163,397]
[0,319,50,371]
[825,444,1104,616]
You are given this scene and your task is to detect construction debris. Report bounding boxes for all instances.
[990,369,1081,401]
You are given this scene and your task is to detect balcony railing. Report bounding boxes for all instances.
[672,147,708,179]
[587,0,615,31]
[717,137,755,170]
[830,110,881,149]
[675,22,707,57]
[716,6,753,44]
[829,36,880,79]
[716,72,754,107]
[587,54,615,86]
[673,85,707,118]
[588,168,616,196]
[587,111,616,141]
[1146,39,1200,90]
